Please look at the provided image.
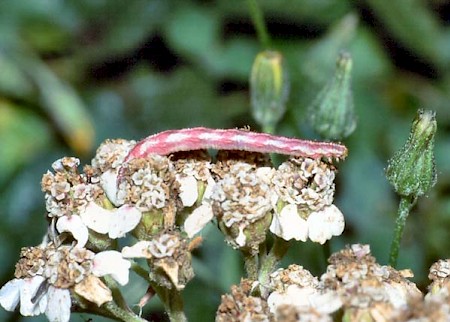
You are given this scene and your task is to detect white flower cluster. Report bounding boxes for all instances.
[41,156,142,247]
[270,158,343,244]
[216,244,450,321]
[0,138,346,322]
[0,242,129,322]
[206,154,344,250]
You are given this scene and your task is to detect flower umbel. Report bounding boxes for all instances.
[211,152,276,253]
[0,242,130,322]
[0,129,349,322]
[270,158,344,244]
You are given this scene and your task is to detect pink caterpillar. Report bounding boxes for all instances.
[123,127,348,162]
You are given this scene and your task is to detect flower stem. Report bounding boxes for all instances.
[388,196,417,267]
[246,0,271,48]
[130,260,153,283]
[103,276,129,311]
[101,301,148,322]
[152,284,187,322]
[258,237,290,296]
[130,261,187,321]
[243,251,259,280]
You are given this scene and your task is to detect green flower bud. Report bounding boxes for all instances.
[386,109,437,197]
[250,50,289,132]
[308,52,356,140]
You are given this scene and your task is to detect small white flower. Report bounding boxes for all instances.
[100,170,121,206]
[44,287,71,322]
[268,284,342,319]
[56,215,88,248]
[122,234,181,259]
[184,204,214,238]
[80,202,142,239]
[178,175,199,207]
[92,251,131,286]
[235,225,246,247]
[0,277,48,317]
[268,284,317,312]
[307,205,345,244]
[270,204,308,242]
[122,241,153,258]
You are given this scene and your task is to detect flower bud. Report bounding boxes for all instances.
[250,50,289,131]
[308,52,356,140]
[386,109,437,197]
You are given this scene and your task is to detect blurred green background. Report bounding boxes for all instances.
[0,1,449,321]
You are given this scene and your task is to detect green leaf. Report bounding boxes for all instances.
[0,101,51,185]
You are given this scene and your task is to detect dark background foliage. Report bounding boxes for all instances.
[0,1,449,321]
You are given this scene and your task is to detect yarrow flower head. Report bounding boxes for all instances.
[211,152,277,253]
[321,244,422,321]
[122,231,195,290]
[267,265,341,321]
[171,151,216,238]
[0,242,130,322]
[41,157,141,248]
[216,279,272,322]
[270,158,344,244]
[217,245,433,322]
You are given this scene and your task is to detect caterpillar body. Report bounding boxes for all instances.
[123,127,348,162]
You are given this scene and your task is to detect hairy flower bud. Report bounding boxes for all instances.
[250,50,289,131]
[386,109,437,197]
[308,52,356,140]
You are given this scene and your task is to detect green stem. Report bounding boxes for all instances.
[130,260,153,283]
[246,0,271,48]
[243,251,259,280]
[130,261,187,321]
[103,276,130,311]
[101,301,148,322]
[388,196,417,267]
[151,283,187,322]
[258,237,290,297]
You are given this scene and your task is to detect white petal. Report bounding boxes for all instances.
[309,290,342,314]
[81,202,142,239]
[56,215,88,248]
[92,251,131,286]
[100,170,120,206]
[0,279,22,311]
[178,175,198,207]
[121,241,152,258]
[307,205,345,244]
[326,205,345,235]
[80,202,110,234]
[236,225,246,247]
[108,205,142,239]
[19,276,47,316]
[270,204,308,242]
[307,212,329,244]
[184,204,214,238]
[202,177,216,200]
[268,285,315,313]
[45,287,71,322]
